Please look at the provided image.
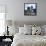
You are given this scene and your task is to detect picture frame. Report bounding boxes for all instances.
[24,3,37,16]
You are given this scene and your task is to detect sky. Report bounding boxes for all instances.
[25,4,36,10]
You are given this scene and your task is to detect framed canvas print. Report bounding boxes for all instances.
[24,3,37,16]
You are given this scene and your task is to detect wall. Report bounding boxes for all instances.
[0,0,46,22]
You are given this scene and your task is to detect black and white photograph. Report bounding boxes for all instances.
[24,3,37,16]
